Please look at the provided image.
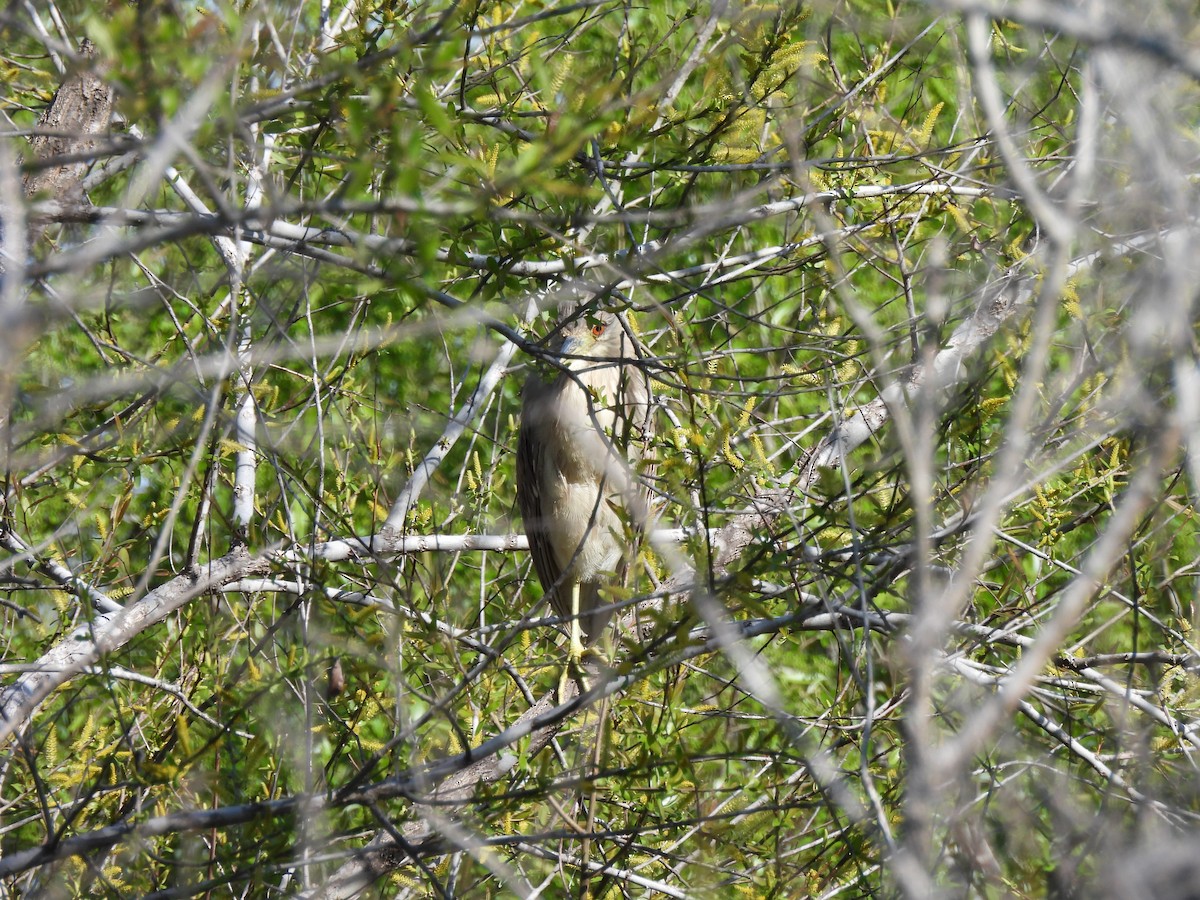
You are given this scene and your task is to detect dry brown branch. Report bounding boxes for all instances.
[22,39,112,210]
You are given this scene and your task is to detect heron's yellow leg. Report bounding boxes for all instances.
[569,582,587,665]
[557,582,589,702]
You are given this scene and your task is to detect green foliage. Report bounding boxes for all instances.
[2,0,1197,897]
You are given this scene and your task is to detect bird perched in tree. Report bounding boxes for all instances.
[517,305,653,690]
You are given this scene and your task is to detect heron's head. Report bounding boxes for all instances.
[552,310,628,365]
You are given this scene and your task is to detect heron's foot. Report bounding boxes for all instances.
[554,639,608,704]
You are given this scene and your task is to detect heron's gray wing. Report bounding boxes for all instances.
[617,346,656,524]
[517,377,565,607]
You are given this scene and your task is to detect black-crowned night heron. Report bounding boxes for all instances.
[517,305,652,688]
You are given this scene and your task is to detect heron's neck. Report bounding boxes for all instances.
[550,372,619,479]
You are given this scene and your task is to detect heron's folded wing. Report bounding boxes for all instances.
[517,384,565,604]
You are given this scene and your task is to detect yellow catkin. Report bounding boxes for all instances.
[643,548,663,582]
[102,867,128,889]
[915,102,944,146]
[752,434,775,473]
[737,396,757,430]
[1061,281,1082,319]
[945,203,972,233]
[485,142,500,180]
[550,56,572,95]
[723,435,744,470]
[75,712,97,753]
[176,714,192,754]
[866,129,901,153]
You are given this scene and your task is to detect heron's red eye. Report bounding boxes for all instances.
[591,323,606,337]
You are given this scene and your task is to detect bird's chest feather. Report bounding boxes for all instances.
[540,386,624,574]
[547,379,620,480]
[542,470,622,575]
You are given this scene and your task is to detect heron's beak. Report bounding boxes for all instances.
[557,334,584,359]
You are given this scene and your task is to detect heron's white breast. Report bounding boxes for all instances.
[541,375,624,580]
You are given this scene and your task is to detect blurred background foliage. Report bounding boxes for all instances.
[3,0,1199,897]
